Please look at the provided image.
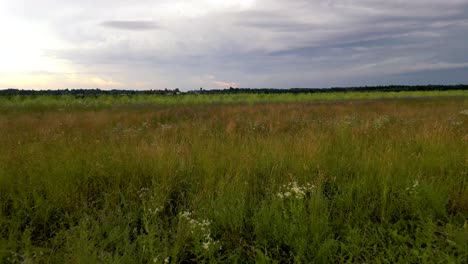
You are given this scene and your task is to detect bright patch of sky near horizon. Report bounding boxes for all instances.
[0,0,467,90]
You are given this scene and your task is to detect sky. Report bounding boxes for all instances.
[0,0,468,90]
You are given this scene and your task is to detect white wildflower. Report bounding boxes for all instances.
[451,120,464,126]
[202,241,210,250]
[201,219,211,227]
[180,211,192,219]
[406,179,420,194]
[138,187,150,199]
[276,180,316,200]
[179,211,220,252]
[147,206,162,215]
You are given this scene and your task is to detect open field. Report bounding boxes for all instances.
[0,91,467,263]
[0,90,466,112]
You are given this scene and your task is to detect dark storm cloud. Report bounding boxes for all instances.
[100,20,159,31]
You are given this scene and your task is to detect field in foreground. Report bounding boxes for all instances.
[0,92,467,263]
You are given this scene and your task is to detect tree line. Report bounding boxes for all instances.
[0,85,466,96]
[188,85,468,95]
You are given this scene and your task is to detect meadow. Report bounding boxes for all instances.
[0,91,467,263]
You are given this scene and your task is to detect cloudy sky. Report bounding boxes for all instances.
[0,0,468,90]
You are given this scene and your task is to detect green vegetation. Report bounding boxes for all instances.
[0,90,466,112]
[0,92,467,263]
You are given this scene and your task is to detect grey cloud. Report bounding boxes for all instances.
[240,20,316,32]
[100,20,159,31]
[2,0,468,89]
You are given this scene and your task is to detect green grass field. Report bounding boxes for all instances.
[0,90,466,112]
[0,91,467,263]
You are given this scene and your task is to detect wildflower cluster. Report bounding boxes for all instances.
[450,120,464,127]
[179,211,220,251]
[405,180,419,194]
[146,206,162,215]
[153,256,170,263]
[277,181,316,200]
[373,115,390,129]
[137,187,163,221]
[7,251,44,263]
[138,187,150,200]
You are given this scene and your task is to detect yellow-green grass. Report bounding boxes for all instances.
[0,95,467,263]
[0,90,466,112]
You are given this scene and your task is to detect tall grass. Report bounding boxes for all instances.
[0,95,467,263]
